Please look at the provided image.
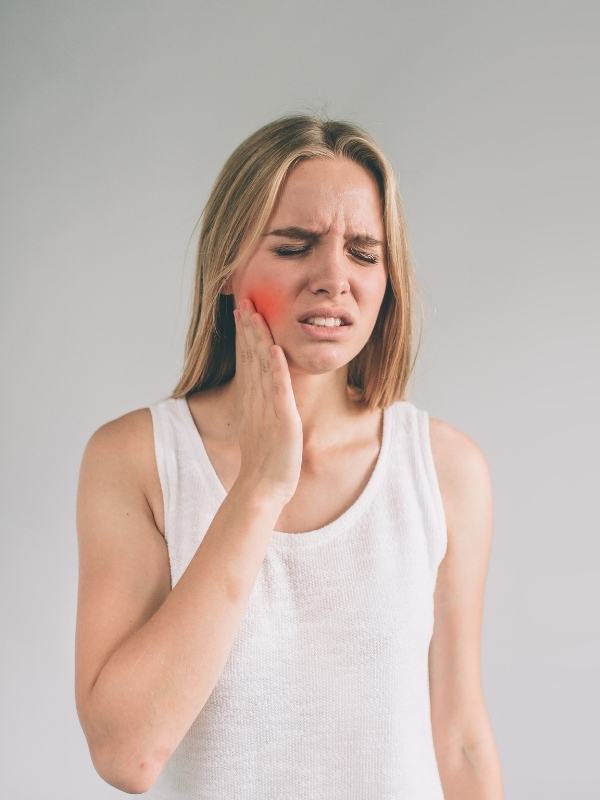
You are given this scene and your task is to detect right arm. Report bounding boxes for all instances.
[75,420,285,795]
[76,297,303,794]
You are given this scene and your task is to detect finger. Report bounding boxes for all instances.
[248,310,276,407]
[240,299,263,413]
[234,300,255,409]
[268,344,296,421]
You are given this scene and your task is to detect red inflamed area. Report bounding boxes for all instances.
[248,284,287,328]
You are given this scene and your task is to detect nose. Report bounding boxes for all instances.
[306,238,351,297]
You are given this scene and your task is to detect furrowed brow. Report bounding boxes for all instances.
[263,226,384,248]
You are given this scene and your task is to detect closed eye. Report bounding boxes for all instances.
[273,245,379,264]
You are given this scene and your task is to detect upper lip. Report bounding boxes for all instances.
[298,307,354,325]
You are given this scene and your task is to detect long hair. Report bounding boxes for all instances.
[170,113,424,410]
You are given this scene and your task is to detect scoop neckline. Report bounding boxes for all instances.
[175,394,397,551]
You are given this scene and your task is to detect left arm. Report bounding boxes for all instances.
[428,417,505,800]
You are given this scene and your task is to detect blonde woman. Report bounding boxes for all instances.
[75,114,504,798]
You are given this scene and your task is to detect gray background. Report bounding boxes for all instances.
[2,1,598,797]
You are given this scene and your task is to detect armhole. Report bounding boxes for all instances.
[415,408,448,573]
[148,402,171,550]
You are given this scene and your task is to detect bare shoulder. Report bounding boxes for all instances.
[90,405,150,441]
[86,406,154,477]
[427,415,493,538]
[83,406,164,537]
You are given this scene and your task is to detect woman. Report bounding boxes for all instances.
[75,114,504,798]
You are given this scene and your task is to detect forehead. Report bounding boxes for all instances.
[270,157,384,234]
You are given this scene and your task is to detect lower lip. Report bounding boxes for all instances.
[298,321,353,339]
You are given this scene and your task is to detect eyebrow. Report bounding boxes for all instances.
[263,226,384,248]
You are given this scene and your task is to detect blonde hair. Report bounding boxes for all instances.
[171,113,423,410]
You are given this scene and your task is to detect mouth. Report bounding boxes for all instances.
[298,320,353,339]
[298,318,352,327]
[297,313,353,326]
[296,303,356,326]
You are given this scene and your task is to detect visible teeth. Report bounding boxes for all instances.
[305,317,343,327]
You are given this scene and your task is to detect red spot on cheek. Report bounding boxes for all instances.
[248,284,287,329]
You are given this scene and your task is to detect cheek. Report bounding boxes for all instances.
[246,281,288,327]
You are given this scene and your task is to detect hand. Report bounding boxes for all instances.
[232,298,303,506]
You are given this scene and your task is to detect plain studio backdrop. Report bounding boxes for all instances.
[1,1,598,797]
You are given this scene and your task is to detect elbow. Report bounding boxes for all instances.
[90,739,167,795]
[77,686,171,793]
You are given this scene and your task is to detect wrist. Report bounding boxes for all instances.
[231,476,288,515]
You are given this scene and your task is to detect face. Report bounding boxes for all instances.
[225,156,388,374]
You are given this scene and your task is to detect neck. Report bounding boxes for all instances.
[221,368,364,453]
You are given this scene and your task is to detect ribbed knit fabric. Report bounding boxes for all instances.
[144,394,447,799]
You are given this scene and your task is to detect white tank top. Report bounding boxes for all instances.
[145,394,447,799]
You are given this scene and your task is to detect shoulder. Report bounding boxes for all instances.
[85,406,153,457]
[81,406,157,503]
[427,414,494,540]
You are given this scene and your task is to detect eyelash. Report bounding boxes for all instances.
[273,246,379,264]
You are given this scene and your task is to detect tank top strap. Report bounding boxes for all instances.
[148,397,178,549]
[148,395,229,586]
[393,401,448,575]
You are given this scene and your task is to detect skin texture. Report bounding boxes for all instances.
[220,155,388,453]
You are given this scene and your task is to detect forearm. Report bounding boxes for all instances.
[87,477,283,792]
[438,733,505,800]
